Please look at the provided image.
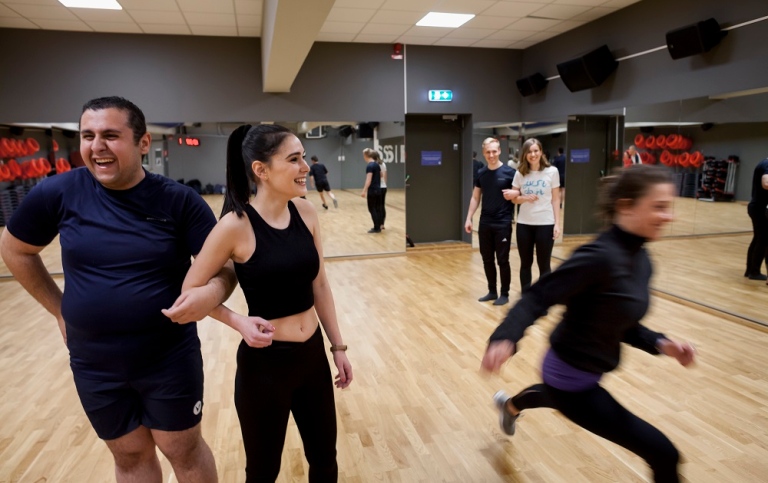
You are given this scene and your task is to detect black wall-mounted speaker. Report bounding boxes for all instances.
[666,18,725,60]
[338,125,354,138]
[516,73,548,97]
[701,122,714,131]
[556,45,617,92]
[357,123,374,138]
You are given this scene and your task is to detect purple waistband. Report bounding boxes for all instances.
[542,348,602,392]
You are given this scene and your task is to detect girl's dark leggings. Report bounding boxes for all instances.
[516,223,554,292]
[512,383,680,483]
[235,327,338,482]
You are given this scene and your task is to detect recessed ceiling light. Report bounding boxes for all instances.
[416,12,474,28]
[58,0,122,10]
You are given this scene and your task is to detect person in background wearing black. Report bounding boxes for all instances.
[361,148,383,233]
[308,155,338,210]
[745,157,768,281]
[464,137,517,306]
[180,124,352,482]
[472,151,484,183]
[482,164,696,483]
[552,147,566,205]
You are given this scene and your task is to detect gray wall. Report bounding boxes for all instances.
[0,30,405,123]
[519,0,768,122]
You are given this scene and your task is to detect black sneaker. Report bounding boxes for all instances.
[367,228,381,233]
[748,274,768,281]
[322,204,328,210]
[478,292,498,302]
[493,295,509,306]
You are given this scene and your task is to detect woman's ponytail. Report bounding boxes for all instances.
[222,124,252,218]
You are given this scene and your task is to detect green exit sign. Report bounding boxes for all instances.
[428,90,453,102]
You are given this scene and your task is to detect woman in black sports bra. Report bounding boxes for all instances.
[182,124,353,482]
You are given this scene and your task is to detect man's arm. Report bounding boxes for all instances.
[0,230,65,342]
[464,187,482,233]
[762,173,768,191]
[361,172,372,197]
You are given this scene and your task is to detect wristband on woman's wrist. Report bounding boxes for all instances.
[330,344,347,352]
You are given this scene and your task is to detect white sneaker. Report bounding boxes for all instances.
[493,390,519,436]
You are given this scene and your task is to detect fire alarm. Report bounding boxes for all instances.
[392,43,403,60]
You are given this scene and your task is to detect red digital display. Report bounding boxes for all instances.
[177,137,201,146]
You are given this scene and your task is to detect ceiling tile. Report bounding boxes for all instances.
[360,23,409,35]
[545,18,586,32]
[487,28,534,41]
[6,4,77,19]
[327,8,376,23]
[234,0,263,15]
[117,0,179,11]
[89,21,143,33]
[432,0,496,14]
[0,4,21,16]
[236,14,260,28]
[69,9,134,22]
[483,2,545,17]
[334,0,386,8]
[237,26,260,37]
[129,9,185,24]
[2,0,61,5]
[507,16,561,31]
[320,21,364,34]
[140,23,192,34]
[368,10,424,25]
[0,16,38,28]
[30,17,91,30]
[403,25,451,37]
[552,0,605,5]
[177,0,234,14]
[184,12,235,26]
[509,39,538,49]
[444,27,494,40]
[463,15,515,29]
[381,0,435,12]
[354,33,399,43]
[530,4,591,20]
[601,0,640,7]
[471,38,512,48]
[396,35,440,45]
[572,6,617,22]
[433,37,477,47]
[521,30,558,41]
[315,32,357,42]
[189,25,238,36]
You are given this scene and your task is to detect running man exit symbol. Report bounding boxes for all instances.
[428,90,453,102]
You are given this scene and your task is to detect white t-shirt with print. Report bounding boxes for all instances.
[513,166,560,225]
[379,162,387,188]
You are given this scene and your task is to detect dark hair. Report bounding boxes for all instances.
[518,138,550,175]
[558,147,564,154]
[222,124,294,218]
[311,155,318,162]
[81,96,146,144]
[597,164,676,223]
[473,151,477,158]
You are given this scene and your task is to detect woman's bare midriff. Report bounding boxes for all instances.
[269,307,319,342]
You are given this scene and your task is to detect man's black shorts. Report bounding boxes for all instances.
[71,341,205,440]
[316,180,331,192]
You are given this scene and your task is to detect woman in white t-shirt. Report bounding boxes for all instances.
[377,157,388,229]
[512,138,561,292]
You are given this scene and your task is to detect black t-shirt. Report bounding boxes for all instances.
[475,164,516,224]
[552,154,566,184]
[472,159,484,182]
[751,158,768,207]
[309,163,328,184]
[489,225,666,374]
[366,161,381,190]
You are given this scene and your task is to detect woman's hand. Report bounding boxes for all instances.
[553,225,561,239]
[657,338,696,367]
[481,340,516,373]
[234,315,276,348]
[333,351,353,389]
[163,285,220,324]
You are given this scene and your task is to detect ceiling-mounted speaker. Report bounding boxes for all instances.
[666,18,726,60]
[701,122,714,131]
[338,125,354,138]
[357,123,374,138]
[556,45,617,92]
[639,126,654,133]
[516,73,548,97]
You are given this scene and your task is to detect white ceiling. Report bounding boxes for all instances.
[0,0,641,49]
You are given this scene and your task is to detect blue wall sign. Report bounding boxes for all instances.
[421,151,442,166]
[571,148,590,163]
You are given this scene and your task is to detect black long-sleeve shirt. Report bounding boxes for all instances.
[490,225,666,374]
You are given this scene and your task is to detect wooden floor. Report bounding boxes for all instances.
[2,194,768,482]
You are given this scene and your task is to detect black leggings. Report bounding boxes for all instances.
[746,202,768,276]
[235,327,337,482]
[478,223,512,296]
[516,223,554,292]
[367,189,383,230]
[512,383,680,483]
[380,188,387,226]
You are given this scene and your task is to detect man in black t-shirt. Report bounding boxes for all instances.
[745,158,768,280]
[552,147,566,204]
[309,155,338,210]
[361,148,383,233]
[464,138,517,305]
